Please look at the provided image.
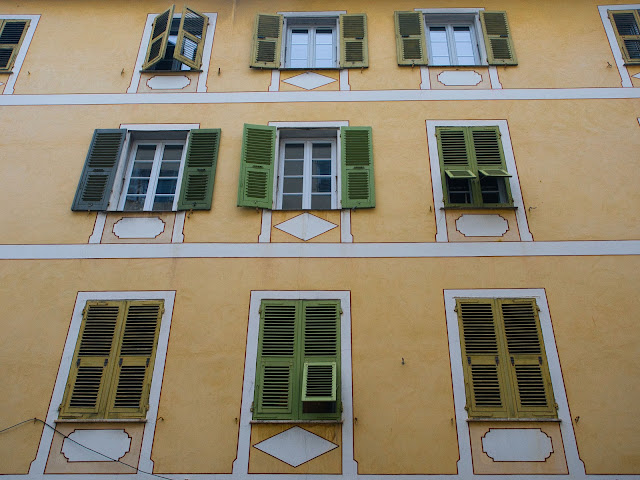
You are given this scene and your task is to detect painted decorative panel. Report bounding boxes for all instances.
[61,429,131,462]
[253,426,338,467]
[482,428,553,462]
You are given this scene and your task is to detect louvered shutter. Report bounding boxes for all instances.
[394,12,427,66]
[499,299,556,418]
[301,301,340,407]
[436,127,475,206]
[143,5,174,70]
[341,126,375,208]
[250,14,282,69]
[609,10,640,64]
[237,124,276,208]
[177,128,220,210]
[106,301,163,418]
[174,6,208,69]
[340,14,368,68]
[254,301,298,419]
[0,19,30,71]
[72,129,126,211]
[59,302,123,418]
[470,127,510,178]
[480,11,517,65]
[457,300,509,418]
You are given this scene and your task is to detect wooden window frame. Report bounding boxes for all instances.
[425,14,482,66]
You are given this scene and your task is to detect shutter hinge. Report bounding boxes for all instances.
[119,358,123,366]
[146,358,150,367]
[467,356,471,365]
[77,358,81,367]
[496,356,500,365]
[105,359,109,366]
[538,356,542,365]
[250,401,254,412]
[510,357,514,366]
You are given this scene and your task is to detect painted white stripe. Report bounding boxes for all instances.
[0,240,637,260]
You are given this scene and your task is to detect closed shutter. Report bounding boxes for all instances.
[341,126,375,208]
[609,10,640,64]
[72,129,126,211]
[177,128,220,210]
[0,19,30,71]
[250,14,282,69]
[143,5,175,70]
[394,11,427,66]
[174,6,209,69]
[340,14,368,68]
[480,11,517,65]
[237,124,276,208]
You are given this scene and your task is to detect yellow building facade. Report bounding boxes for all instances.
[0,1,639,479]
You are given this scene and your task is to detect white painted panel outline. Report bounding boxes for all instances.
[599,4,639,88]
[1,15,40,95]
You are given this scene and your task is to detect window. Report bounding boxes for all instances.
[0,19,30,72]
[254,299,341,421]
[250,13,368,69]
[59,300,163,419]
[394,10,516,66]
[456,298,556,418]
[436,126,512,207]
[237,123,374,210]
[608,9,640,64]
[72,127,220,212]
[142,5,208,71]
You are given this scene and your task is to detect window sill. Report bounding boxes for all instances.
[55,418,148,423]
[140,69,202,73]
[467,417,560,422]
[441,205,517,210]
[279,67,340,71]
[251,419,343,424]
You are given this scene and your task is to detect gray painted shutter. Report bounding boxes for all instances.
[72,129,126,211]
[480,11,517,65]
[250,14,282,68]
[177,128,221,210]
[340,14,368,68]
[394,11,428,65]
[237,124,276,208]
[341,126,375,208]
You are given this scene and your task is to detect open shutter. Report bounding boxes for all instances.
[177,128,220,210]
[254,301,299,419]
[250,14,282,68]
[237,124,276,208]
[609,10,640,64]
[394,11,427,66]
[480,11,517,65]
[457,300,509,418]
[107,301,163,419]
[470,127,510,177]
[340,14,368,68]
[143,5,174,70]
[0,20,30,71]
[341,126,375,208]
[174,6,208,69]
[72,129,126,211]
[437,127,475,179]
[499,299,557,418]
[59,302,123,418]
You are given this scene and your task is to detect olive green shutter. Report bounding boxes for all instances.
[471,127,509,178]
[72,129,126,211]
[394,11,427,66]
[480,11,517,65]
[106,301,163,418]
[0,19,30,72]
[609,10,640,64]
[174,6,208,69]
[436,127,475,206]
[340,14,368,68]
[143,5,175,70]
[178,128,220,210]
[457,300,510,418]
[250,14,282,68]
[254,301,298,419]
[237,124,276,208]
[341,126,375,208]
[499,299,556,418]
[60,302,124,418]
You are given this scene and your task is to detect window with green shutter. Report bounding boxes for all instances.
[456,298,557,419]
[436,126,512,208]
[609,9,640,65]
[0,19,30,72]
[59,300,163,419]
[254,300,341,421]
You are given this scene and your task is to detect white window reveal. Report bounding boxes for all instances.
[426,15,481,66]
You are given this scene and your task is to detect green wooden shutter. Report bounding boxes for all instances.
[237,124,276,208]
[177,128,220,210]
[457,300,510,418]
[106,301,163,419]
[250,14,282,69]
[0,19,30,72]
[59,302,124,419]
[394,11,427,66]
[174,6,208,69]
[469,127,512,206]
[341,126,375,208]
[436,127,475,207]
[609,10,640,65]
[480,11,517,65]
[254,301,299,419]
[72,129,126,211]
[340,14,368,68]
[143,5,175,70]
[499,299,557,418]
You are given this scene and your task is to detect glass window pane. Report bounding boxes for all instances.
[284,143,304,159]
[311,194,331,210]
[431,42,450,57]
[312,177,331,193]
[135,145,156,161]
[131,161,153,178]
[159,160,181,177]
[283,177,303,193]
[162,145,184,161]
[156,178,177,195]
[124,196,146,211]
[312,143,332,159]
[153,196,174,211]
[127,178,149,195]
[282,194,303,210]
[447,178,471,204]
[290,44,308,60]
[312,160,331,175]
[284,160,304,176]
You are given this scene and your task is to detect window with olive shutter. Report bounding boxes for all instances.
[0,19,30,72]
[394,11,428,65]
[609,10,640,64]
[479,11,517,65]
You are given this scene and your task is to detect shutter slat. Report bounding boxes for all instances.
[237,124,276,208]
[340,14,368,68]
[0,20,29,71]
[262,304,296,356]
[480,11,517,65]
[610,11,640,63]
[142,5,175,70]
[261,364,292,409]
[113,365,147,408]
[471,129,503,166]
[178,128,220,210]
[69,366,104,408]
[501,302,541,355]
[174,6,208,69]
[302,362,336,401]
[250,14,282,68]
[341,126,375,208]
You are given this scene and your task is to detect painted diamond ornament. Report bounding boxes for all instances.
[283,72,336,90]
[253,426,338,467]
[275,213,337,241]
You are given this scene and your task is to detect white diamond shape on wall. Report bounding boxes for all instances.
[275,213,337,241]
[283,72,336,90]
[253,426,338,467]
[633,73,640,79]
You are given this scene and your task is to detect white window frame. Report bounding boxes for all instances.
[425,14,482,66]
[0,14,40,95]
[599,4,640,88]
[284,19,338,69]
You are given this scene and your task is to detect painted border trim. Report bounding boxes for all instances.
[1,15,40,95]
[598,4,639,88]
